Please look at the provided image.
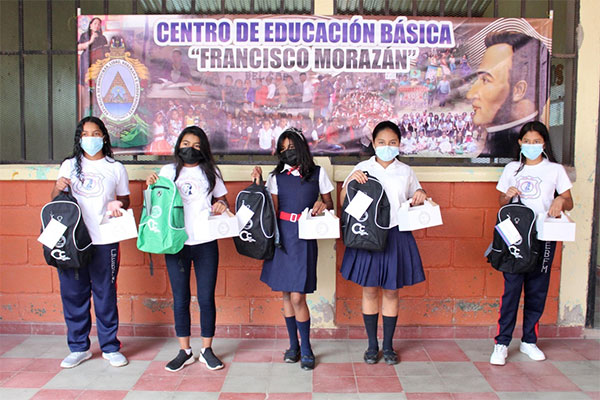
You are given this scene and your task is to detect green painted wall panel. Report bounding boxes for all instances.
[52,54,77,161]
[1,0,19,52]
[52,0,78,51]
[0,56,21,162]
[23,0,48,50]
[80,0,105,15]
[24,55,49,161]
[109,0,133,14]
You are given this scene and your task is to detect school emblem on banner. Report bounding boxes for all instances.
[86,36,151,148]
[88,38,148,122]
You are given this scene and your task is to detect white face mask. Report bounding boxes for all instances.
[80,136,104,156]
[375,145,399,162]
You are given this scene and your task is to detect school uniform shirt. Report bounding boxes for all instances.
[267,164,334,196]
[496,158,572,215]
[58,156,130,245]
[344,156,422,228]
[159,164,228,245]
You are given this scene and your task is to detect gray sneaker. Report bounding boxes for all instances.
[60,350,92,368]
[102,351,128,367]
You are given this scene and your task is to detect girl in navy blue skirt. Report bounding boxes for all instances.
[340,120,427,365]
[251,128,334,370]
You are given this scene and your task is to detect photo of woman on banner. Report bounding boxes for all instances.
[467,31,550,158]
[78,17,108,116]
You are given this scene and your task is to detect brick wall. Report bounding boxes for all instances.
[0,180,562,335]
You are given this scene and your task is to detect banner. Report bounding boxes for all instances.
[77,15,552,158]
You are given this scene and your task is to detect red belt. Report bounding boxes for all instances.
[279,211,299,222]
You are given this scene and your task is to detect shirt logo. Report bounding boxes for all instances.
[516,176,542,199]
[72,172,104,197]
[179,180,198,199]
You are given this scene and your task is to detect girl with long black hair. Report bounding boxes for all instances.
[251,128,334,370]
[490,121,573,365]
[340,120,427,365]
[146,126,229,372]
[52,116,130,369]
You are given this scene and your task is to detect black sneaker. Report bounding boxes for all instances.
[284,348,300,363]
[199,347,224,370]
[165,349,195,372]
[363,348,379,364]
[383,348,399,365]
[300,353,315,370]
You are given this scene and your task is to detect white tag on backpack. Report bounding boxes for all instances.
[236,204,254,232]
[345,190,373,220]
[38,218,68,249]
[495,218,522,246]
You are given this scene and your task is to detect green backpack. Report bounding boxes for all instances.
[137,176,188,263]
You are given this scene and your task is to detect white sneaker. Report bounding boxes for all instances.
[102,351,129,367]
[520,342,546,361]
[490,344,508,365]
[60,350,92,368]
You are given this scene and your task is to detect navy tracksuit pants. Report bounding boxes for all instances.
[57,243,121,353]
[495,241,556,345]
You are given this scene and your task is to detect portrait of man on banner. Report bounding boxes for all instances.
[467,30,550,158]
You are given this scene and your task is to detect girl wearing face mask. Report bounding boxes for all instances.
[146,126,229,372]
[490,121,573,366]
[250,128,334,370]
[52,117,130,369]
[340,120,427,366]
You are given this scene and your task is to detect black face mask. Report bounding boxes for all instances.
[279,149,298,166]
[178,146,204,164]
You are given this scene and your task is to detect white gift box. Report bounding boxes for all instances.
[536,212,576,242]
[397,199,443,232]
[298,208,340,240]
[193,209,240,241]
[98,209,138,243]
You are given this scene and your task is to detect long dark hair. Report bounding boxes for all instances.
[173,126,222,193]
[272,128,316,180]
[514,120,556,175]
[69,116,114,182]
[372,120,402,160]
[87,17,103,37]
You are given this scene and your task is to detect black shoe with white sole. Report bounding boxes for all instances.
[165,349,195,372]
[284,348,301,363]
[199,347,224,370]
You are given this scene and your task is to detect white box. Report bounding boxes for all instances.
[536,212,576,242]
[194,209,240,241]
[298,208,340,240]
[397,199,443,232]
[98,209,138,242]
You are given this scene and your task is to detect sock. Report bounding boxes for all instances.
[363,313,379,351]
[184,348,192,355]
[382,315,398,351]
[285,316,299,351]
[296,318,312,356]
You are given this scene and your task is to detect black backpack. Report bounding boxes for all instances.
[487,197,542,274]
[40,191,94,269]
[341,172,391,252]
[233,178,279,260]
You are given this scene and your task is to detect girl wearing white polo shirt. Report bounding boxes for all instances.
[52,116,130,369]
[490,121,573,366]
[340,120,427,365]
[146,126,229,372]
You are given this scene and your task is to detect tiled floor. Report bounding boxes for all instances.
[0,335,598,399]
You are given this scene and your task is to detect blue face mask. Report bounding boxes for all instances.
[375,145,399,162]
[520,143,544,160]
[80,136,104,156]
